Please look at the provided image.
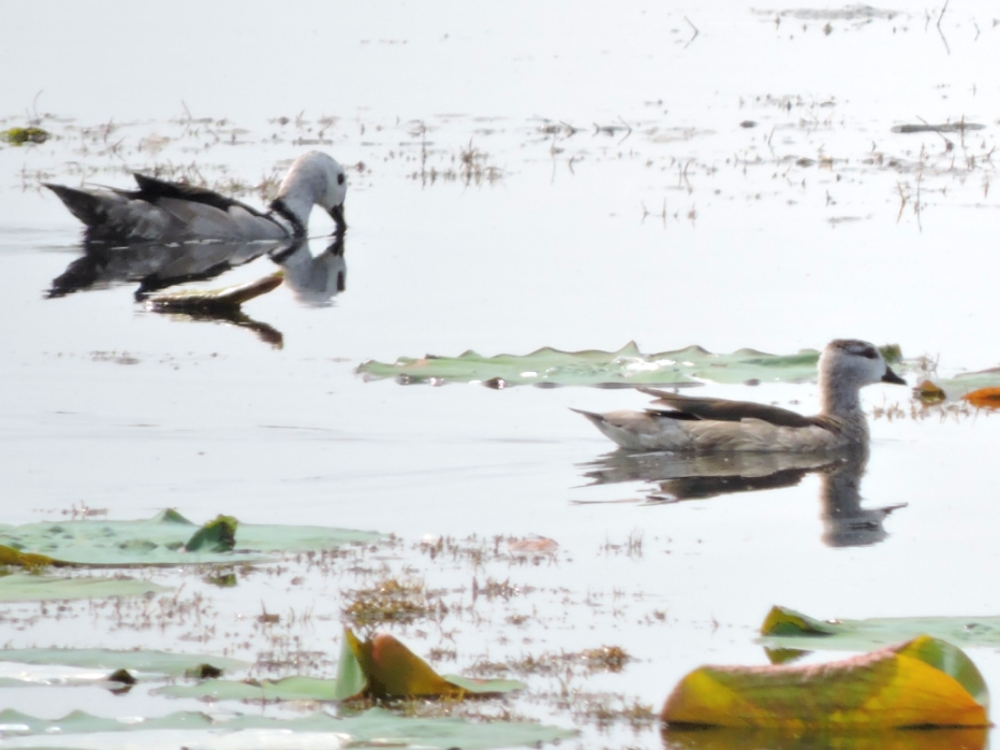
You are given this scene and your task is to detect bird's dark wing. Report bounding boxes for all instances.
[637,387,820,428]
[132,174,266,217]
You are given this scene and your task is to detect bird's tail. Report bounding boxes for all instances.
[44,183,105,228]
[568,407,608,427]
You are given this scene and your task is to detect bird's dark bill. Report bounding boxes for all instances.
[882,366,906,385]
[329,203,346,230]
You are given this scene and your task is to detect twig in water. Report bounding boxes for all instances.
[936,0,951,54]
[683,16,700,49]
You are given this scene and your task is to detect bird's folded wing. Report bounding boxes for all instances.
[638,387,820,428]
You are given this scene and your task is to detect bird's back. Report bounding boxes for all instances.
[45,176,287,244]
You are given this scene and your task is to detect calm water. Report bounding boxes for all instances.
[2,2,1000,747]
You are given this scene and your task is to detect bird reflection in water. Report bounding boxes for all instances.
[270,231,346,307]
[577,447,905,547]
[45,232,347,346]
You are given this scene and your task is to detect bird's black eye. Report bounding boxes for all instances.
[862,347,878,359]
[337,173,345,186]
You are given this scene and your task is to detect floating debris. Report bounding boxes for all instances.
[145,271,283,313]
[1,126,49,145]
[891,122,986,134]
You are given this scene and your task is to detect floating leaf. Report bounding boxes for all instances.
[0,545,62,569]
[761,605,1000,653]
[184,514,237,552]
[924,369,1000,402]
[158,632,523,703]
[662,636,988,729]
[0,706,574,749]
[0,573,168,602]
[962,387,1000,409]
[0,126,49,145]
[914,379,946,405]
[0,647,246,678]
[662,726,987,750]
[0,509,381,566]
[339,628,525,700]
[157,674,347,701]
[359,342,831,388]
[761,605,837,637]
[145,271,283,312]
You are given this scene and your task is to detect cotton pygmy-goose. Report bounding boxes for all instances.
[45,151,346,244]
[573,339,906,453]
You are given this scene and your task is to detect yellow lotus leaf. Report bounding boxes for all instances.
[660,726,987,750]
[662,636,988,729]
[914,380,946,405]
[340,628,524,700]
[345,629,464,699]
[761,605,837,637]
[962,387,1000,409]
[0,545,60,569]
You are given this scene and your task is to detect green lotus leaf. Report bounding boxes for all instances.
[0,510,381,566]
[0,707,575,749]
[0,573,168,602]
[0,647,247,678]
[359,342,838,388]
[761,605,1000,654]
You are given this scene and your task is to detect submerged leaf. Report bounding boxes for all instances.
[662,636,988,729]
[359,343,830,388]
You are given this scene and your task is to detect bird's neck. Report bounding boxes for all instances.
[821,376,864,418]
[269,196,308,237]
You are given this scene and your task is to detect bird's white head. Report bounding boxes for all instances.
[273,152,347,234]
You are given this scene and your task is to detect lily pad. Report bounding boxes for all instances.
[761,604,1000,652]
[921,369,1000,402]
[0,509,381,566]
[183,514,237,552]
[359,342,829,388]
[661,726,987,750]
[662,635,988,729]
[157,674,348,701]
[0,648,247,678]
[160,629,526,702]
[0,573,168,602]
[0,707,574,749]
[340,628,526,699]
